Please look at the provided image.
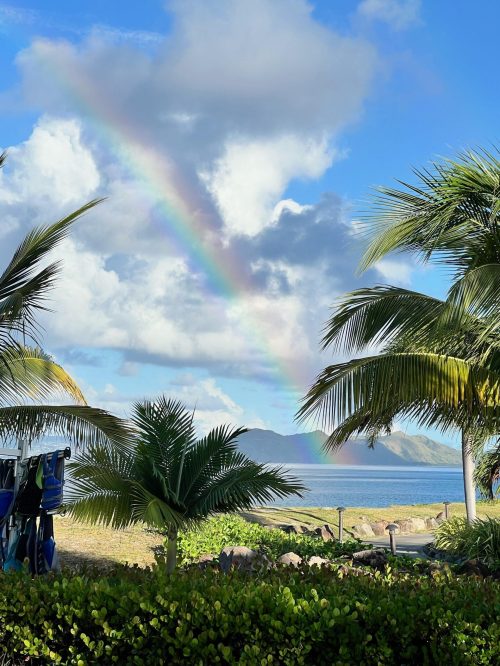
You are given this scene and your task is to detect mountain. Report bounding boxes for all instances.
[237,429,462,466]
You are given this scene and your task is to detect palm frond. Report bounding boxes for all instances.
[359,148,500,272]
[0,404,131,448]
[297,352,500,433]
[0,199,102,344]
[0,345,85,405]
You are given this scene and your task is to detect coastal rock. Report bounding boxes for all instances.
[352,523,375,538]
[277,552,303,567]
[425,517,439,530]
[314,524,335,542]
[308,556,331,568]
[219,546,271,572]
[352,548,388,568]
[369,521,388,536]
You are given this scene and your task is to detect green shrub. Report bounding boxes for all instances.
[434,516,500,569]
[176,515,363,564]
[0,565,498,664]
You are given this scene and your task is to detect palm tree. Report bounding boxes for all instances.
[67,396,305,572]
[0,152,129,448]
[475,445,500,500]
[298,149,500,523]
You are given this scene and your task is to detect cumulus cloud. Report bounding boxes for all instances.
[357,0,421,31]
[14,0,377,237]
[0,0,391,427]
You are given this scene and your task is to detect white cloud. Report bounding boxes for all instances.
[0,117,99,208]
[373,258,413,285]
[200,135,334,236]
[14,0,377,240]
[357,0,421,31]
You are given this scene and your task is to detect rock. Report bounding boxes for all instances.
[435,511,446,523]
[458,558,491,577]
[425,517,439,530]
[352,523,375,538]
[196,554,217,570]
[314,524,335,542]
[277,552,303,567]
[369,521,388,536]
[352,548,388,568]
[406,517,427,532]
[395,519,413,533]
[282,524,308,535]
[219,546,271,573]
[308,556,331,568]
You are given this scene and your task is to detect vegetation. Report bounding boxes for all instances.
[67,397,304,572]
[475,444,500,499]
[175,515,363,565]
[298,149,500,523]
[434,516,500,570]
[0,565,498,664]
[0,153,129,449]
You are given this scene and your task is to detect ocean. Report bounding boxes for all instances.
[269,464,465,507]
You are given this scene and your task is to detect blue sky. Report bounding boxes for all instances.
[0,0,498,443]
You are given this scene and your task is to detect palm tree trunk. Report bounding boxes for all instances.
[462,430,477,524]
[166,526,178,573]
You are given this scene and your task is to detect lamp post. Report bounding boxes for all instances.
[444,501,451,520]
[336,506,346,543]
[386,523,398,555]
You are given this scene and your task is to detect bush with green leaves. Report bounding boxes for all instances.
[0,565,499,664]
[175,515,363,564]
[434,516,500,570]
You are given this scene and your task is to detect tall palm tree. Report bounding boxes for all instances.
[298,149,500,523]
[67,397,305,572]
[0,152,129,448]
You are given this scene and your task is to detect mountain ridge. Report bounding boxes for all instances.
[237,428,462,466]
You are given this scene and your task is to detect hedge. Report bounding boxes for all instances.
[0,565,499,665]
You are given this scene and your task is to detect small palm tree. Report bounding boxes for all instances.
[67,396,305,572]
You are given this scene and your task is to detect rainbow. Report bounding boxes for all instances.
[33,38,323,439]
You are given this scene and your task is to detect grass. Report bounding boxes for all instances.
[52,501,500,569]
[242,501,500,532]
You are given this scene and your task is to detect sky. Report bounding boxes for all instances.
[0,0,498,443]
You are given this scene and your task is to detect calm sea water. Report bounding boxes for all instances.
[268,465,465,507]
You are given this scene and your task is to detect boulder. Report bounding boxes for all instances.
[352,548,388,569]
[406,517,427,532]
[314,524,335,542]
[196,554,217,570]
[395,519,413,533]
[369,521,388,536]
[352,523,375,538]
[425,517,439,530]
[458,558,491,578]
[308,556,331,568]
[277,552,303,567]
[282,524,308,535]
[219,546,271,573]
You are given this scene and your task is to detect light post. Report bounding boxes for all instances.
[444,501,451,520]
[386,523,398,556]
[337,506,346,543]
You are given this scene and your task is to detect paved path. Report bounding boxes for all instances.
[364,532,433,558]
